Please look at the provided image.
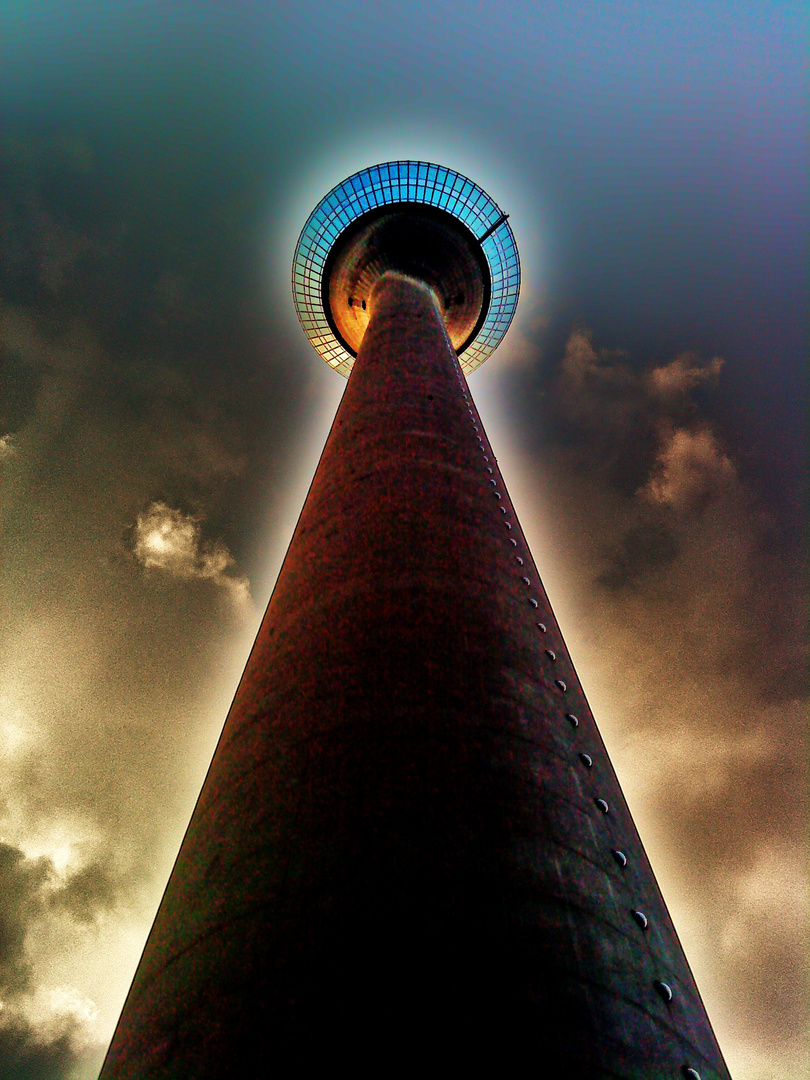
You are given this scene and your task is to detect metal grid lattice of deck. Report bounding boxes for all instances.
[292,160,520,376]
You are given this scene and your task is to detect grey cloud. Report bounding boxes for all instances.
[0,844,50,995]
[49,863,117,927]
[0,133,110,321]
[0,844,119,993]
[0,999,105,1080]
[554,329,727,467]
[0,1017,76,1080]
[0,843,114,1078]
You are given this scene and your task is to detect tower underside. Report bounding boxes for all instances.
[101,275,729,1079]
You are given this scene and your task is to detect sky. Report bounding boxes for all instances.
[0,2,806,1077]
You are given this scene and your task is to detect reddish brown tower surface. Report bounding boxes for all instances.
[100,164,729,1080]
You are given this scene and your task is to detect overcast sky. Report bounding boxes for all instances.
[0,3,806,1078]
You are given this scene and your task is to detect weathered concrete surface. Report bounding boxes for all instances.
[101,274,729,1079]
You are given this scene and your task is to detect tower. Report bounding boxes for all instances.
[100,162,729,1079]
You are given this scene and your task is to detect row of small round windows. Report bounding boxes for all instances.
[461,381,704,1076]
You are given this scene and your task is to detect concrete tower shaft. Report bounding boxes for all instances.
[100,273,729,1079]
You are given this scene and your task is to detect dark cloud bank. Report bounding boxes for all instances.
[0,842,115,1080]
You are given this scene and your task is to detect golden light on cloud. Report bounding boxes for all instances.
[0,695,33,761]
[643,427,737,510]
[17,833,81,879]
[133,501,252,609]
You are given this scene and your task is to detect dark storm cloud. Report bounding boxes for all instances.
[0,843,112,1080]
[547,327,726,491]
[1,844,116,991]
[540,326,805,698]
[0,1020,75,1080]
[0,843,49,995]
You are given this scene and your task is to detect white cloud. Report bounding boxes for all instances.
[133,501,251,607]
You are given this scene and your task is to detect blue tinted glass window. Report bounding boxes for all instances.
[292,160,519,376]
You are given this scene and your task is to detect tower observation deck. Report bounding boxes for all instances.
[100,162,729,1079]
